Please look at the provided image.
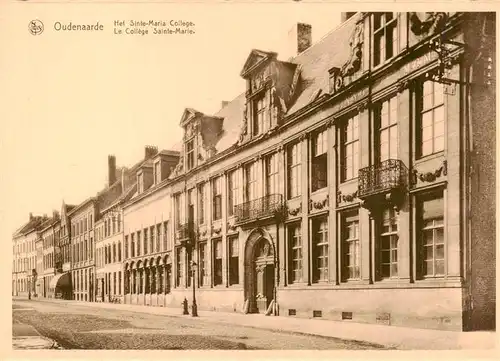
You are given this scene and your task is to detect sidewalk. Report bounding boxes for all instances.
[12,322,60,350]
[15,297,497,350]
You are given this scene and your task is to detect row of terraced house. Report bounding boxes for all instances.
[12,12,496,331]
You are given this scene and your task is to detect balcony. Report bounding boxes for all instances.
[175,221,194,243]
[234,194,284,226]
[358,159,408,206]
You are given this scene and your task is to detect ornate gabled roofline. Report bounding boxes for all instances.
[240,49,278,78]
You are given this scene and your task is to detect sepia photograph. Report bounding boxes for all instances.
[1,3,497,353]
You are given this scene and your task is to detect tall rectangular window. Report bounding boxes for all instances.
[377,96,399,161]
[186,139,195,170]
[130,233,135,258]
[212,177,222,220]
[117,215,121,233]
[199,242,207,287]
[418,80,445,157]
[198,184,205,224]
[176,247,183,287]
[312,130,328,192]
[136,231,141,257]
[373,12,398,66]
[312,217,329,283]
[213,239,223,286]
[342,210,360,281]
[188,188,195,224]
[124,235,129,259]
[163,222,168,251]
[228,170,240,216]
[341,114,359,181]
[288,224,303,284]
[138,173,144,194]
[143,228,148,255]
[113,243,117,263]
[175,193,186,225]
[150,226,156,253]
[253,94,268,136]
[154,161,161,184]
[266,153,279,195]
[229,236,239,285]
[118,242,122,262]
[246,162,258,201]
[287,143,302,198]
[418,192,445,278]
[156,224,161,251]
[118,271,122,295]
[379,208,399,279]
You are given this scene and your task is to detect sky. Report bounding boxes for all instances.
[0,3,343,243]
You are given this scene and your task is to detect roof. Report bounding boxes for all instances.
[67,197,95,216]
[101,182,137,214]
[13,217,42,238]
[39,217,57,233]
[192,14,359,158]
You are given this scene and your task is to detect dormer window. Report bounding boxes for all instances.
[186,139,195,170]
[253,93,268,136]
[154,161,161,185]
[137,172,144,194]
[373,12,398,67]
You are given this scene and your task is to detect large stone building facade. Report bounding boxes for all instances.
[12,12,495,332]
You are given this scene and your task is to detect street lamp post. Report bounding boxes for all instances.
[191,259,198,317]
[180,222,198,317]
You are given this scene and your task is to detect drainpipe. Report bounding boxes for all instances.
[274,220,279,316]
[465,49,481,329]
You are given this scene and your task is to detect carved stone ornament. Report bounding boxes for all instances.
[409,12,447,36]
[263,243,270,257]
[337,190,359,204]
[227,220,237,232]
[200,229,207,237]
[325,117,336,128]
[411,160,447,185]
[397,79,411,93]
[171,157,184,177]
[288,203,301,217]
[238,106,248,144]
[357,100,368,113]
[211,225,222,236]
[341,20,364,77]
[310,195,329,211]
[252,69,270,92]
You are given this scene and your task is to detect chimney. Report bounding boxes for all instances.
[145,145,158,160]
[29,213,33,221]
[288,23,312,57]
[108,155,117,186]
[221,101,229,109]
[52,210,60,219]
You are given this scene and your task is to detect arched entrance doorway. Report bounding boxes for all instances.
[244,229,276,314]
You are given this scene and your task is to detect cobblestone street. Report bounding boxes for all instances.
[12,300,384,350]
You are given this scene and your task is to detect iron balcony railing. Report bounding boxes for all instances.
[234,194,284,225]
[175,221,194,242]
[358,159,408,199]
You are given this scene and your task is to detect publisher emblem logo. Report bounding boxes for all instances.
[29,20,44,35]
